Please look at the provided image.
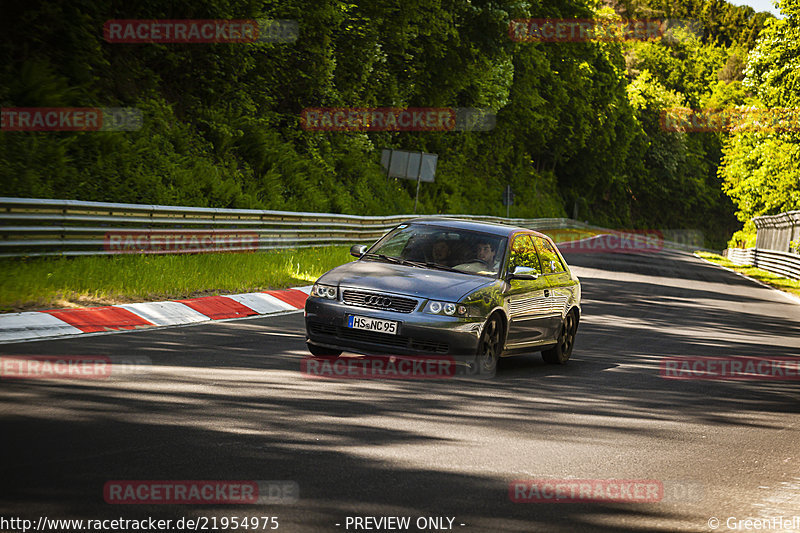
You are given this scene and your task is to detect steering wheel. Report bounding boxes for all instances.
[455,259,491,270]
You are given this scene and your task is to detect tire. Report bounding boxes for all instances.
[306,341,342,358]
[474,314,504,375]
[542,310,578,364]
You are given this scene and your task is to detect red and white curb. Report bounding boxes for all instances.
[0,286,312,343]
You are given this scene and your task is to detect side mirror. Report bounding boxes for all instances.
[508,265,540,280]
[350,244,368,258]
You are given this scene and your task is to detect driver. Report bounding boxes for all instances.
[475,239,496,265]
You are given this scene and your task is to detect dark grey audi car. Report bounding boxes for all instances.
[304,218,581,373]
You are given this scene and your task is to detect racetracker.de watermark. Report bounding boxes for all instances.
[104,19,298,43]
[1,107,142,132]
[104,231,259,254]
[0,356,151,380]
[660,356,800,380]
[300,107,495,132]
[104,480,298,504]
[661,229,705,248]
[510,479,704,503]
[301,355,463,380]
[509,18,701,42]
[551,230,663,254]
[660,107,800,132]
[509,479,663,503]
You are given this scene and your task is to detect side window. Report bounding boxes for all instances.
[508,234,543,275]
[533,236,565,274]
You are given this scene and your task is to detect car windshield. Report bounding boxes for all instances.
[367,224,507,277]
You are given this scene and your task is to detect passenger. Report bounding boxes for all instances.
[431,239,451,265]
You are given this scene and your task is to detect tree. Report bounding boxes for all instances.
[719,2,800,225]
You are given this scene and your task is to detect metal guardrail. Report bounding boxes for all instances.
[725,209,800,281]
[724,247,800,280]
[0,197,713,258]
[0,197,585,258]
[753,249,800,280]
[725,247,756,267]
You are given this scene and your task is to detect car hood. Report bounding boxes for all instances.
[317,260,495,301]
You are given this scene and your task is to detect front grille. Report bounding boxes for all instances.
[337,328,410,348]
[409,339,450,353]
[307,322,449,354]
[308,323,337,336]
[342,290,418,313]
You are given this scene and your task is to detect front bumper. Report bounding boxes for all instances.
[305,296,484,357]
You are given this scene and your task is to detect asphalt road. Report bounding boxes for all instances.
[2,249,799,533]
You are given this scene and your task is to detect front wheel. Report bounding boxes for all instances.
[474,315,503,375]
[542,311,578,364]
[306,341,342,359]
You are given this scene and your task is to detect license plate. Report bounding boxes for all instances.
[347,315,399,335]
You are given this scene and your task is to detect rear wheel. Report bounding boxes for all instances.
[306,341,342,359]
[542,311,578,364]
[475,314,503,375]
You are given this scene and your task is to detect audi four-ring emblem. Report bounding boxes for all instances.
[365,295,392,307]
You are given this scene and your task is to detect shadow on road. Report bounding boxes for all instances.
[1,250,798,532]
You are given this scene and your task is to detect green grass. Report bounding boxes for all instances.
[539,228,604,243]
[0,247,354,312]
[695,251,800,298]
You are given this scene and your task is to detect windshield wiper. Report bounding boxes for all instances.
[394,259,432,269]
[363,253,462,273]
[419,261,461,273]
[362,252,404,264]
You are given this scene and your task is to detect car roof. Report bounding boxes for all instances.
[405,217,549,239]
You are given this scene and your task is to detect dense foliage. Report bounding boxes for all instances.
[0,0,790,248]
[719,0,800,246]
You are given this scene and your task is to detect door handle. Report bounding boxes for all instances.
[544,289,550,297]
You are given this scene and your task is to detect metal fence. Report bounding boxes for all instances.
[724,210,800,281]
[753,210,800,252]
[0,197,712,258]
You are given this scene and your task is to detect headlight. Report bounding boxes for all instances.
[311,283,338,300]
[424,300,469,316]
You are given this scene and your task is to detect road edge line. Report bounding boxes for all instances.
[693,253,800,306]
